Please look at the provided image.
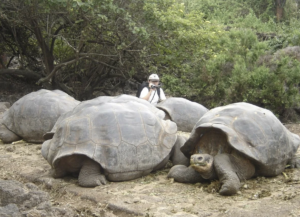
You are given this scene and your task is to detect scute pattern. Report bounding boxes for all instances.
[156,97,208,132]
[1,89,80,143]
[42,100,177,181]
[47,94,165,136]
[182,102,300,176]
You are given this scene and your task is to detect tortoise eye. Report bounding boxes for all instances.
[197,156,203,161]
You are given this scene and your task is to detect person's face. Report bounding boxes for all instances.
[149,80,159,84]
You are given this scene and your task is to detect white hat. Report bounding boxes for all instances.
[148,74,160,81]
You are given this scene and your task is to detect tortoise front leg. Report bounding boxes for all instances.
[214,154,241,195]
[78,158,107,187]
[167,165,204,183]
[51,167,68,178]
[214,153,255,195]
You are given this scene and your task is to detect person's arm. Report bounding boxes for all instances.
[140,87,154,101]
[159,88,167,101]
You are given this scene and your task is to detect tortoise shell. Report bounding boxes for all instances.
[1,89,79,143]
[181,102,300,174]
[156,97,208,132]
[45,94,165,137]
[42,100,177,181]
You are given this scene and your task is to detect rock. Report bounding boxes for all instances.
[0,179,76,217]
[5,146,15,152]
[0,204,22,217]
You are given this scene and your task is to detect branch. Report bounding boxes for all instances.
[85,57,120,70]
[93,74,126,89]
[0,69,42,80]
[36,56,87,85]
[86,39,115,46]
[56,35,79,52]
[36,54,123,85]
[79,52,118,57]
[50,24,69,54]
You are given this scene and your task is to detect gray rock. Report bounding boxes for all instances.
[0,204,22,217]
[0,179,77,217]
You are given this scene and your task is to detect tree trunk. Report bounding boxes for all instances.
[0,54,7,69]
[30,19,54,75]
[275,0,285,22]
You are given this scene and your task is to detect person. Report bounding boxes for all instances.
[140,74,166,105]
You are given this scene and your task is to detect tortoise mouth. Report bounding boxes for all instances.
[191,162,208,167]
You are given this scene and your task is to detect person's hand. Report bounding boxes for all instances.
[149,82,158,90]
[149,83,155,90]
[149,87,154,93]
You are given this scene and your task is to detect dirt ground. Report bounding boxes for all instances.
[0,124,300,217]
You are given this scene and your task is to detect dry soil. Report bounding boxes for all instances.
[1,125,300,217]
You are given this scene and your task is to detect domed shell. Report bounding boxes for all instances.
[156,97,208,132]
[1,89,80,143]
[42,100,177,181]
[46,94,165,137]
[181,102,300,168]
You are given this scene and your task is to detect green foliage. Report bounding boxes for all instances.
[228,56,300,115]
[185,28,300,116]
[1,0,300,118]
[141,0,226,93]
[180,0,274,26]
[159,0,300,119]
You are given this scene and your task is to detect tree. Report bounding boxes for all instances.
[0,0,223,99]
[275,0,286,21]
[0,0,156,99]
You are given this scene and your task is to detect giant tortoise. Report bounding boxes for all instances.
[156,97,208,132]
[0,89,80,143]
[43,94,165,140]
[168,102,300,195]
[42,100,177,187]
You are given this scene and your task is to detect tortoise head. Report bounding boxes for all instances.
[190,154,214,179]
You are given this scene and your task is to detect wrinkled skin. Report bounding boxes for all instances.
[190,153,255,195]
[168,129,300,195]
[52,155,107,187]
